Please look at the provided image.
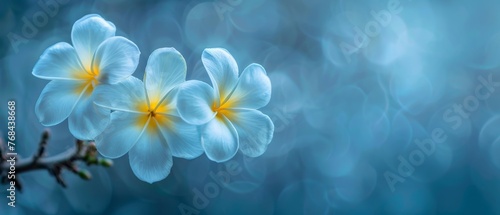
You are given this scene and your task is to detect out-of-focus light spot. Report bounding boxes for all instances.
[184,2,232,48]
[390,65,433,114]
[479,116,500,151]
[276,180,330,215]
[332,162,377,203]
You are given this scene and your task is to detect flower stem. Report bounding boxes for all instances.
[0,130,112,191]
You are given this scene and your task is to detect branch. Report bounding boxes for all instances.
[0,130,113,191]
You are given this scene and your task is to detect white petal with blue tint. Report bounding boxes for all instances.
[32,42,87,80]
[128,129,173,183]
[202,48,239,100]
[201,116,239,162]
[154,86,179,116]
[35,80,86,126]
[230,63,271,109]
[94,112,145,158]
[68,92,110,140]
[230,109,274,157]
[93,36,140,84]
[176,80,216,125]
[71,14,115,70]
[145,48,186,100]
[94,76,147,112]
[156,116,203,159]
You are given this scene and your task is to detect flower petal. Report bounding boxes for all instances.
[68,91,111,140]
[156,115,203,159]
[176,80,216,125]
[202,48,238,101]
[229,63,271,109]
[94,76,147,113]
[230,109,274,157]
[154,86,179,116]
[201,116,239,162]
[93,36,140,84]
[144,48,186,100]
[32,42,87,80]
[128,129,172,183]
[94,111,145,158]
[35,80,87,126]
[71,14,116,71]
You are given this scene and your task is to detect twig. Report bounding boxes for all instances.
[0,130,113,191]
[33,130,49,163]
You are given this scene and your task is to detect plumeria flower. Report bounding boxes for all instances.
[32,14,140,140]
[177,48,274,162]
[93,48,204,183]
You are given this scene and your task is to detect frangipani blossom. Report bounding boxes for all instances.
[33,14,140,140]
[94,48,203,183]
[177,48,274,162]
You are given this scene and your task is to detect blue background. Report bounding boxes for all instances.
[2,0,500,214]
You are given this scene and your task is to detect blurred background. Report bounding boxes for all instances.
[2,0,500,214]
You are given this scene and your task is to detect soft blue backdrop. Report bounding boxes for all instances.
[1,0,500,214]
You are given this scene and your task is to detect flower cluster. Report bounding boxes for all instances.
[33,14,274,183]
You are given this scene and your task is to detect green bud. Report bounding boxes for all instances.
[85,156,98,165]
[99,158,113,167]
[78,170,92,180]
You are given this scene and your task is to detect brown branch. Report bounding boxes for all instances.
[0,130,113,191]
[33,130,49,163]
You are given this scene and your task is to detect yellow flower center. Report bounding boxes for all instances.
[136,96,172,134]
[73,68,100,97]
[212,95,238,121]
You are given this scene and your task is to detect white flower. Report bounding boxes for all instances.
[176,48,274,162]
[33,14,140,140]
[93,48,203,183]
